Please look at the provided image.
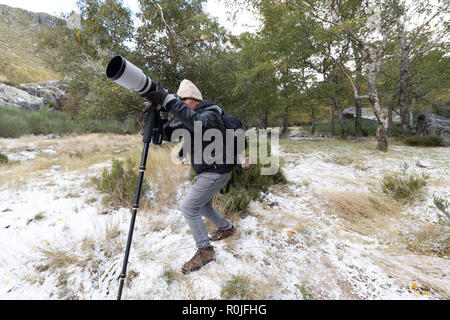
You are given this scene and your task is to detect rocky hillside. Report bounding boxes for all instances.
[0,4,64,84]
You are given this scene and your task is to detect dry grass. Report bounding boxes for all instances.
[320,191,402,236]
[0,134,140,185]
[27,216,123,287]
[220,274,262,299]
[127,142,190,212]
[400,225,449,258]
[280,138,377,155]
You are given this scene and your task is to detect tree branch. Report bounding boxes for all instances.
[331,56,369,100]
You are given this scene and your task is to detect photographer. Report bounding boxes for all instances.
[146,79,237,274]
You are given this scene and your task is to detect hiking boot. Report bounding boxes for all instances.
[209,225,235,241]
[181,246,215,274]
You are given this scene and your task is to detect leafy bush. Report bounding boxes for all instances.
[381,164,428,203]
[0,152,8,164]
[215,140,287,215]
[216,189,251,216]
[404,135,444,147]
[91,158,148,208]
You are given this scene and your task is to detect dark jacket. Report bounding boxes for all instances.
[164,96,234,174]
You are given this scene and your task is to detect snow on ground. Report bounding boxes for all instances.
[0,132,448,300]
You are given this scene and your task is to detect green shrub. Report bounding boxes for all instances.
[123,118,139,134]
[216,189,251,215]
[381,164,428,203]
[0,113,28,138]
[215,140,287,215]
[0,106,140,137]
[0,152,8,164]
[404,135,444,147]
[91,158,148,208]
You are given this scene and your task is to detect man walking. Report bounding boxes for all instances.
[146,79,236,274]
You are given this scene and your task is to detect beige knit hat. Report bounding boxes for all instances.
[177,79,203,101]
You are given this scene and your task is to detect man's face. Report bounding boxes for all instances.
[183,98,200,110]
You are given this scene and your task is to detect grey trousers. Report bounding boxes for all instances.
[180,171,233,248]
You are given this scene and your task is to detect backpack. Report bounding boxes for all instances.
[218,111,248,194]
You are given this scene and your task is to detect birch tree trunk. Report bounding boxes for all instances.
[366,49,389,151]
[388,106,393,137]
[352,42,363,137]
[330,1,390,151]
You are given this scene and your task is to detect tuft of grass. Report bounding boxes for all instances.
[404,135,444,147]
[321,191,402,236]
[296,282,314,300]
[221,275,255,299]
[381,164,428,203]
[26,212,46,225]
[433,194,449,214]
[160,269,176,286]
[401,225,450,258]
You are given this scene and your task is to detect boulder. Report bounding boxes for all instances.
[0,82,43,110]
[416,112,450,143]
[19,80,67,107]
[416,159,433,168]
[342,107,401,122]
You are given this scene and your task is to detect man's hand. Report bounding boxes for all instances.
[240,157,251,170]
[144,82,168,105]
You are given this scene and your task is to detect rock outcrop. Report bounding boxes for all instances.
[0,83,43,110]
[343,107,401,122]
[19,80,67,107]
[417,112,450,143]
[0,80,67,110]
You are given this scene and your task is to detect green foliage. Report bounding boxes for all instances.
[216,189,251,216]
[91,158,147,208]
[0,152,8,164]
[404,135,445,147]
[381,164,428,203]
[0,106,139,138]
[216,140,287,215]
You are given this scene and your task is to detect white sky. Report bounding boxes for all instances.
[0,0,259,35]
